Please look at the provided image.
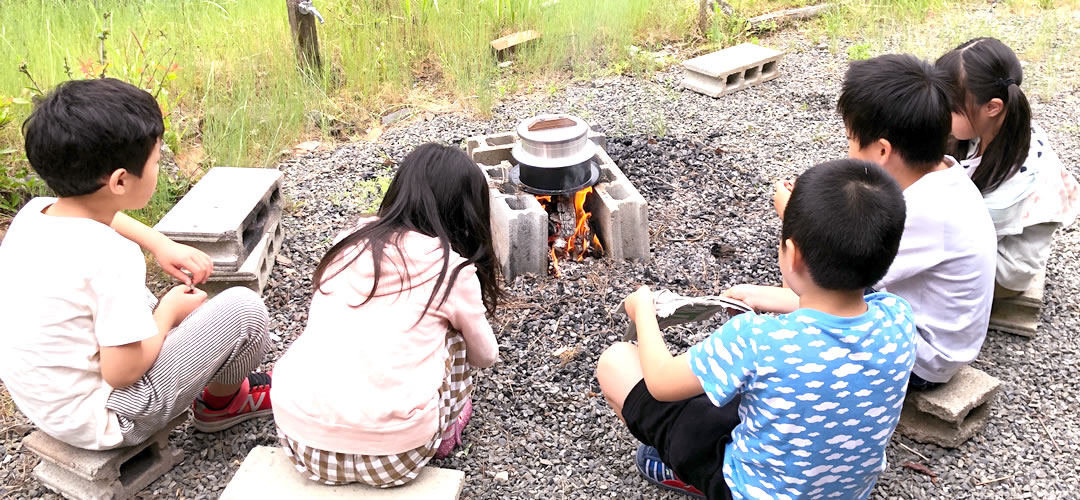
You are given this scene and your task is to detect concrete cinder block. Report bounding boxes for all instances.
[989,270,1045,337]
[896,398,992,449]
[681,43,784,98]
[590,149,649,262]
[484,162,549,281]
[201,220,284,297]
[219,446,465,500]
[25,415,187,500]
[909,366,1002,423]
[894,366,1001,449]
[155,167,284,272]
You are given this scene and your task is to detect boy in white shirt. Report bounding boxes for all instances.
[731,54,997,389]
[0,78,273,450]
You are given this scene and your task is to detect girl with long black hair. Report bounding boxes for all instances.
[937,37,1078,295]
[272,143,503,487]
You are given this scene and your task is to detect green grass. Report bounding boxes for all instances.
[807,0,1080,98]
[2,0,1078,224]
[0,0,701,173]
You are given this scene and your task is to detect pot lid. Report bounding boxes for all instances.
[516,114,590,144]
[512,114,596,168]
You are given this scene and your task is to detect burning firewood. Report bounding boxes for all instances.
[536,188,603,276]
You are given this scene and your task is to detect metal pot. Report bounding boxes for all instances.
[510,114,599,195]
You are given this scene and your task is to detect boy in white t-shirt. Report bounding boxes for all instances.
[0,79,273,450]
[730,54,997,389]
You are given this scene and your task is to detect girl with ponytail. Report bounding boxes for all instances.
[937,37,1078,295]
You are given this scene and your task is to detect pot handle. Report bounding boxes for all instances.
[528,117,577,131]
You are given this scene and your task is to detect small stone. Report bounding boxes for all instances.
[381,108,414,127]
[495,471,510,482]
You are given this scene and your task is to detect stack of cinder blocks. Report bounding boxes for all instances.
[154,167,285,296]
[23,415,187,500]
[989,270,1046,337]
[681,43,784,98]
[466,128,649,281]
[895,366,1003,448]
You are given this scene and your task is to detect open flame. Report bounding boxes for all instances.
[536,187,604,276]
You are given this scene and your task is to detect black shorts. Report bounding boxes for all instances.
[622,379,738,500]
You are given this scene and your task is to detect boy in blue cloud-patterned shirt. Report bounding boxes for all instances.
[597,159,917,500]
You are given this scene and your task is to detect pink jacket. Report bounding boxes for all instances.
[272,221,498,455]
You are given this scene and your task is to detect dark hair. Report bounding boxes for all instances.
[313,143,503,320]
[782,159,906,290]
[936,37,1031,193]
[22,78,164,197]
[837,54,953,169]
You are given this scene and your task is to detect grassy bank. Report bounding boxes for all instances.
[0,0,699,171]
[1,0,1078,225]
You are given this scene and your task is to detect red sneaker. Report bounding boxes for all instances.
[192,372,272,432]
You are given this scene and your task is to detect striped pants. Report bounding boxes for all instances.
[278,330,473,487]
[105,287,270,446]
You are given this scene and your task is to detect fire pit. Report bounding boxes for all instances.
[468,115,649,280]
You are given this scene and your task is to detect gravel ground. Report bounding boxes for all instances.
[3,19,1080,500]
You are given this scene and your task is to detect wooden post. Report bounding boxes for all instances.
[697,0,711,37]
[286,0,322,73]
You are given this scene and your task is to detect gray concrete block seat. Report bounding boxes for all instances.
[219,446,465,499]
[989,269,1046,337]
[895,366,1003,448]
[22,415,187,500]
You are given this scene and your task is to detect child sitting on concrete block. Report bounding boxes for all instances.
[0,78,273,450]
[597,159,917,499]
[936,37,1078,297]
[736,54,997,391]
[272,144,502,488]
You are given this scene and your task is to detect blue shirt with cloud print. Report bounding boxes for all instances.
[687,292,918,500]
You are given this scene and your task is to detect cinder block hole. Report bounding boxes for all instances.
[260,258,270,278]
[762,60,778,78]
[241,204,269,255]
[466,139,480,151]
[118,445,160,487]
[744,66,761,83]
[268,186,283,207]
[725,72,743,90]
[504,196,527,211]
[596,167,617,184]
[606,182,630,201]
[270,232,283,255]
[485,167,505,181]
[486,134,515,146]
[957,400,991,423]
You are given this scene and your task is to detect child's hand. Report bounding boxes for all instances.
[157,285,208,327]
[153,241,213,286]
[773,179,794,220]
[723,284,798,314]
[623,285,656,321]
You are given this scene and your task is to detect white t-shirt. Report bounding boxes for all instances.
[0,198,158,449]
[876,166,997,383]
[957,122,1079,237]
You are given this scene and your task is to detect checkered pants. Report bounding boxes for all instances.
[278,330,473,487]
